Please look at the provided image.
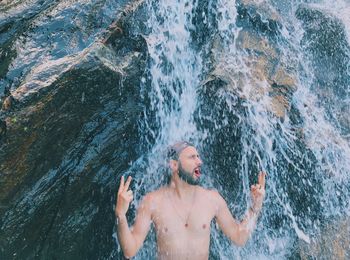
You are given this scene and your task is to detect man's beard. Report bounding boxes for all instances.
[178,162,200,185]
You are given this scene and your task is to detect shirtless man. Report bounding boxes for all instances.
[115,141,266,259]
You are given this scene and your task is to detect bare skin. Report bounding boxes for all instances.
[116,146,266,259]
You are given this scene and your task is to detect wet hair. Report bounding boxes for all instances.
[167,141,195,160]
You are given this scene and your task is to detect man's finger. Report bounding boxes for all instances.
[118,175,125,194]
[124,176,132,191]
[258,172,266,187]
[251,184,257,192]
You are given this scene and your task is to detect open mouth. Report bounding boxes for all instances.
[194,168,201,177]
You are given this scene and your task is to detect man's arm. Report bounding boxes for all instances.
[215,172,266,246]
[115,176,153,258]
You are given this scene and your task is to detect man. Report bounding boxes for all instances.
[115,141,266,259]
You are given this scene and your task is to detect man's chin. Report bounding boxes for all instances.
[187,179,200,186]
[190,175,201,186]
[178,171,200,185]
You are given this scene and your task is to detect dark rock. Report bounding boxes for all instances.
[0,23,147,260]
[0,0,60,82]
[209,28,297,118]
[236,0,282,37]
[296,5,350,97]
[1,94,15,110]
[101,0,148,47]
[0,119,6,141]
[296,4,350,137]
[3,85,11,97]
[298,217,350,259]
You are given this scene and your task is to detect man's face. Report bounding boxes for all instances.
[177,146,202,185]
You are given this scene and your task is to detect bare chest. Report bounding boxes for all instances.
[152,195,216,240]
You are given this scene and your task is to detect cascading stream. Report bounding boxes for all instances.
[120,0,350,259]
[136,0,203,189]
[0,0,349,259]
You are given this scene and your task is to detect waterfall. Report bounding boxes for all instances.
[125,0,350,259]
[1,0,349,259]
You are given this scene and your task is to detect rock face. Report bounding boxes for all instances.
[296,4,350,137]
[0,47,146,259]
[204,1,297,119]
[299,218,350,260]
[0,0,349,259]
[0,1,148,258]
[195,2,349,259]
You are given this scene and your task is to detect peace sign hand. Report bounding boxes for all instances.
[250,172,266,213]
[115,176,133,218]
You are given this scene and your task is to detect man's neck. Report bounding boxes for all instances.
[170,174,197,200]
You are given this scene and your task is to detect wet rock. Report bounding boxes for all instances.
[0,3,148,258]
[1,94,15,110]
[0,40,16,81]
[0,0,59,83]
[298,218,350,259]
[236,30,296,89]
[270,95,289,118]
[0,46,145,259]
[271,66,296,89]
[0,53,145,259]
[102,0,147,46]
[209,28,297,118]
[3,85,11,96]
[296,4,350,136]
[296,4,349,94]
[0,119,6,140]
[237,30,278,58]
[238,0,281,23]
[205,0,300,119]
[236,0,281,36]
[338,104,350,140]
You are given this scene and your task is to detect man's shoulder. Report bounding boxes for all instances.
[198,187,225,204]
[142,186,224,203]
[142,187,167,202]
[137,189,163,212]
[198,186,221,195]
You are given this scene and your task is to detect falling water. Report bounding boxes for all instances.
[1,0,349,258]
[120,0,350,259]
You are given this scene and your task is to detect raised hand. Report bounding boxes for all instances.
[115,176,133,218]
[250,172,266,213]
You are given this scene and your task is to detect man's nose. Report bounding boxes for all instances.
[197,157,203,165]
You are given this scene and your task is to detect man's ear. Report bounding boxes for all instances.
[169,159,178,172]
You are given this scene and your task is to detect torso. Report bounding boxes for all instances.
[149,186,219,260]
